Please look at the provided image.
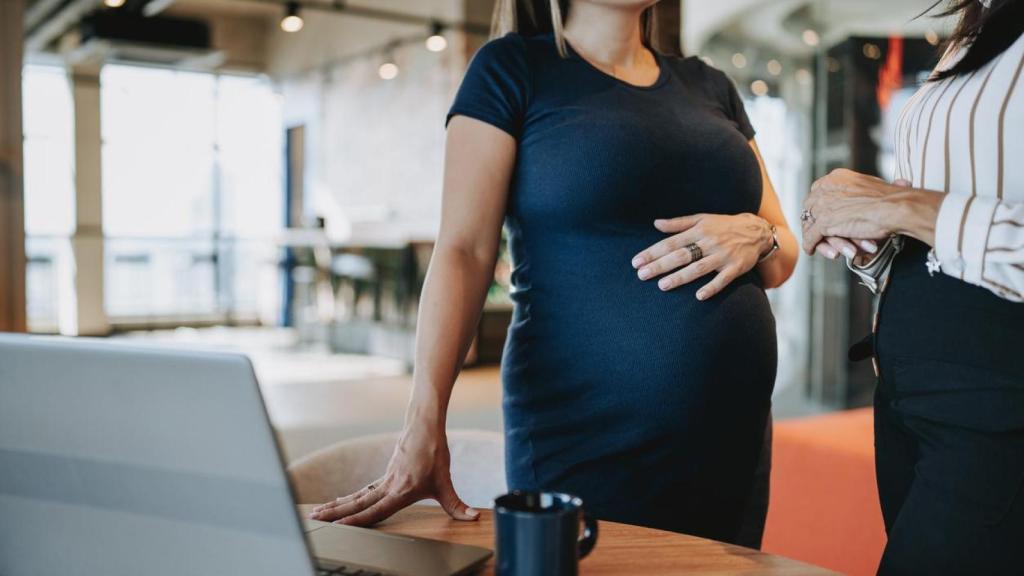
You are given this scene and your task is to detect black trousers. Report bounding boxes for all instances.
[874,383,1024,575]
[873,239,1024,575]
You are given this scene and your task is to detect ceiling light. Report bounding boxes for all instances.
[795,68,813,85]
[731,53,747,69]
[802,29,820,47]
[925,30,940,46]
[426,22,447,52]
[767,59,782,76]
[281,1,304,33]
[751,80,769,97]
[379,61,399,80]
[862,43,882,60]
[104,0,126,7]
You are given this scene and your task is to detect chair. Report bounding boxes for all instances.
[288,429,506,510]
[330,252,377,320]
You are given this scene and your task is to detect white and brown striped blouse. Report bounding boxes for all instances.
[894,31,1024,301]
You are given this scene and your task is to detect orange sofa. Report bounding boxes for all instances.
[763,408,887,576]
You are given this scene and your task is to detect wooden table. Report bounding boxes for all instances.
[298,505,837,575]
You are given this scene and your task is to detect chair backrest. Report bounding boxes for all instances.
[288,429,506,509]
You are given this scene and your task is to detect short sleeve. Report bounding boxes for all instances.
[707,66,756,140]
[446,34,531,139]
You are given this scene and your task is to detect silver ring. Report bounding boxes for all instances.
[800,209,815,224]
[686,243,703,263]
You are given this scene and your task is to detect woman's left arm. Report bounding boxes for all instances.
[632,140,798,299]
[803,168,1024,302]
[748,140,799,289]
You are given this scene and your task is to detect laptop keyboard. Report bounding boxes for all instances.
[316,565,387,576]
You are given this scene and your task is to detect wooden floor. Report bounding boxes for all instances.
[264,363,504,461]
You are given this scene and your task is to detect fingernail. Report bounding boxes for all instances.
[466,507,479,518]
[658,279,671,291]
[862,242,878,254]
[654,219,666,226]
[638,268,651,280]
[696,290,707,301]
[632,256,646,268]
[842,247,856,259]
[824,247,838,259]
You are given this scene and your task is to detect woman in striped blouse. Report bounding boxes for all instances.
[802,0,1024,573]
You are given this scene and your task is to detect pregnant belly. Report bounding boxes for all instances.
[501,271,778,427]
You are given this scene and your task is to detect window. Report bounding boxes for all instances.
[100,65,284,321]
[101,65,217,238]
[23,63,284,329]
[23,65,74,332]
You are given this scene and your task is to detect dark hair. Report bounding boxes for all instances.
[928,0,1024,80]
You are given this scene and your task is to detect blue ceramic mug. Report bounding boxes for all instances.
[494,491,599,576]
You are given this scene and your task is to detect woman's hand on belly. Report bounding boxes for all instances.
[631,213,774,300]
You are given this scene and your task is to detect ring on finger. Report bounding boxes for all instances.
[686,243,703,263]
[800,209,815,225]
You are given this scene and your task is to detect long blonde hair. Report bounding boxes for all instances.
[490,0,681,57]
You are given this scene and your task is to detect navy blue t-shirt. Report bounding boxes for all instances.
[447,34,776,541]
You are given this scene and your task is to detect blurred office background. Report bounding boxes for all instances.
[0,0,953,459]
[0,1,957,572]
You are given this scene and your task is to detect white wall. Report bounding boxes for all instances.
[266,1,473,241]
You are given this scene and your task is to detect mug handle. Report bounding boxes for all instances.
[578,512,599,559]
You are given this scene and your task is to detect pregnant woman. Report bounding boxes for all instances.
[312,0,797,546]
[802,0,1023,572]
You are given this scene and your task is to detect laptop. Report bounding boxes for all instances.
[0,334,492,576]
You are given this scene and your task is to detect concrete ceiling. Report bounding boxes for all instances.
[686,0,956,55]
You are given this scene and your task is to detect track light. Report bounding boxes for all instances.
[379,62,399,80]
[425,21,448,52]
[862,42,882,60]
[802,29,820,47]
[281,1,304,33]
[379,49,399,80]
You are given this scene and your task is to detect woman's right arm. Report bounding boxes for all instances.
[309,115,516,526]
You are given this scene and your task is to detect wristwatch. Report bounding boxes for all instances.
[758,223,780,263]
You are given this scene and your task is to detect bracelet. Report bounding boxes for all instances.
[758,223,780,263]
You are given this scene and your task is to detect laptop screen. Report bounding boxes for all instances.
[0,336,315,576]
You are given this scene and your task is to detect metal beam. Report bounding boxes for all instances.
[25,0,68,30]
[142,0,176,17]
[25,0,102,52]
